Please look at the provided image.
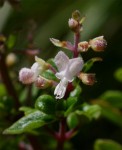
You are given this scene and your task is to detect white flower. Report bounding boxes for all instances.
[19,56,47,84]
[54,51,84,99]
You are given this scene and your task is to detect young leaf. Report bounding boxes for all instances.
[93,100,122,127]
[35,95,56,115]
[94,139,122,150]
[67,112,79,129]
[6,34,16,50]
[70,84,82,97]
[82,104,101,120]
[3,110,54,134]
[65,97,78,116]
[55,99,66,117]
[0,84,7,97]
[42,70,57,80]
[82,57,102,72]
[100,90,122,108]
[76,103,101,120]
[114,68,122,82]
[19,106,35,115]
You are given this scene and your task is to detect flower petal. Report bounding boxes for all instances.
[31,62,41,78]
[54,51,69,72]
[54,77,68,99]
[66,57,84,81]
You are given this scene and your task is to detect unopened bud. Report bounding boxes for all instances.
[35,76,52,89]
[35,56,49,70]
[78,73,96,85]
[6,53,17,66]
[50,38,74,51]
[68,18,80,33]
[89,36,107,51]
[72,10,81,21]
[68,18,78,29]
[19,68,35,84]
[78,41,89,52]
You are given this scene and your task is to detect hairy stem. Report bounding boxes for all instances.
[73,32,80,58]
[65,127,78,140]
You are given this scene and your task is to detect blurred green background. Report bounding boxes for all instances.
[0,0,122,149]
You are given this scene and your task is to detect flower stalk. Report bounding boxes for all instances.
[73,32,80,58]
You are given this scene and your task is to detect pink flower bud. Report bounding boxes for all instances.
[89,36,107,51]
[78,73,96,85]
[68,18,79,32]
[68,18,78,28]
[78,41,89,52]
[19,68,35,84]
[35,76,52,89]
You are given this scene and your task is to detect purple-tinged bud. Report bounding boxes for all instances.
[89,36,107,52]
[35,76,52,89]
[78,73,96,85]
[78,41,89,52]
[19,68,35,84]
[50,38,74,51]
[68,18,78,30]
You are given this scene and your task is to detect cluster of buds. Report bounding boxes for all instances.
[19,56,52,89]
[68,10,85,33]
[19,10,107,99]
[78,36,107,52]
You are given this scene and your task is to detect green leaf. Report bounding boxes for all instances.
[66,97,78,108]
[93,99,122,127]
[94,139,122,150]
[0,84,7,97]
[6,34,16,49]
[19,106,35,115]
[42,70,57,80]
[82,57,102,72]
[70,84,82,97]
[76,103,101,120]
[55,99,66,117]
[100,90,122,108]
[65,97,78,116]
[67,112,79,129]
[35,95,56,115]
[101,106,122,127]
[47,58,57,70]
[82,104,101,119]
[114,68,122,82]
[3,110,54,134]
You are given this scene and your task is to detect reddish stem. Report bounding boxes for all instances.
[56,119,66,150]
[65,127,78,140]
[48,64,57,74]
[73,32,80,58]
